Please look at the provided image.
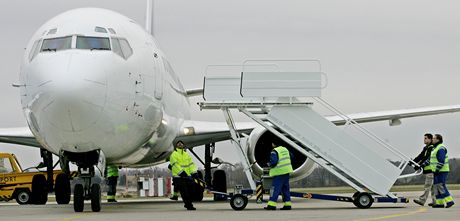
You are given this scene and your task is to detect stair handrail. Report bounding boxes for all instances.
[242,59,322,73]
[313,97,416,167]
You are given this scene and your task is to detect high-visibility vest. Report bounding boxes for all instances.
[430,143,449,172]
[107,165,119,177]
[169,149,197,177]
[423,145,434,171]
[269,146,293,177]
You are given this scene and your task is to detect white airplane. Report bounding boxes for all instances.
[1,5,460,212]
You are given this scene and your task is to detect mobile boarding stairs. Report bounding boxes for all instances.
[197,60,421,210]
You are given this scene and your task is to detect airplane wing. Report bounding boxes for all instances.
[326,104,460,126]
[0,127,41,147]
[1,105,460,149]
[176,104,460,147]
[174,120,255,147]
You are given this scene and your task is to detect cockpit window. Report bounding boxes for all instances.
[76,36,110,50]
[111,38,124,58]
[41,36,72,52]
[108,28,116,34]
[111,37,133,59]
[47,28,57,35]
[119,39,133,58]
[29,39,42,61]
[94,26,107,33]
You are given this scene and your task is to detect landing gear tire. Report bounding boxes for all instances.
[230,194,248,211]
[90,184,101,212]
[15,189,31,205]
[55,173,71,204]
[353,192,373,209]
[192,171,204,202]
[73,184,84,212]
[31,174,48,204]
[212,170,227,201]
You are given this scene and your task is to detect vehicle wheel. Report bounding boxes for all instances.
[192,171,204,202]
[55,173,71,204]
[352,191,360,198]
[15,189,31,205]
[352,191,360,207]
[90,184,101,212]
[73,184,84,212]
[230,194,248,211]
[353,192,373,209]
[212,170,227,201]
[31,174,48,204]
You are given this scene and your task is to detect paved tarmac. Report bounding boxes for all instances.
[0,191,458,221]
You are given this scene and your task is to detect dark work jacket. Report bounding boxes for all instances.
[413,144,434,174]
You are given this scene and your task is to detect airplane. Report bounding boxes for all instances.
[1,2,460,213]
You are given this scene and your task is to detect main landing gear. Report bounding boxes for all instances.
[30,149,71,205]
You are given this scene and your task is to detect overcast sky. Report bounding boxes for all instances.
[1,0,459,168]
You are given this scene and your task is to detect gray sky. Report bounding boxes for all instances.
[1,0,459,168]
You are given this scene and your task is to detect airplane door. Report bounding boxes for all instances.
[153,54,163,99]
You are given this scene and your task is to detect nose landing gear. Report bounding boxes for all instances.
[62,150,102,212]
[73,166,101,212]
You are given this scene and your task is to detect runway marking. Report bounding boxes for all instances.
[58,213,92,221]
[353,207,427,221]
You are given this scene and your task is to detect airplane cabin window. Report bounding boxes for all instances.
[108,28,116,34]
[119,39,133,59]
[94,26,108,33]
[76,36,110,51]
[41,36,72,52]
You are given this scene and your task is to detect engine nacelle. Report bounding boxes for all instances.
[247,126,315,182]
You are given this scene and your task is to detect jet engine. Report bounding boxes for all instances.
[246,127,316,182]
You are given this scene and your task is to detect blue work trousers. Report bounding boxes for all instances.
[269,174,291,203]
[433,172,452,204]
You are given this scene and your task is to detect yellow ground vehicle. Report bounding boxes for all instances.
[0,152,71,204]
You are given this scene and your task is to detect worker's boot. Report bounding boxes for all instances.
[107,199,117,203]
[170,195,178,201]
[413,199,424,206]
[264,205,276,210]
[432,204,444,208]
[280,206,291,210]
[184,205,196,210]
[446,201,455,208]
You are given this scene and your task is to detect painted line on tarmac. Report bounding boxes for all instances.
[58,213,92,221]
[353,207,427,221]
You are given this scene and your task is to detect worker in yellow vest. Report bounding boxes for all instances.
[265,140,293,210]
[168,146,180,201]
[169,140,198,210]
[106,165,119,202]
[420,134,455,208]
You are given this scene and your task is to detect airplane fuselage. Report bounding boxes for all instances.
[19,8,190,166]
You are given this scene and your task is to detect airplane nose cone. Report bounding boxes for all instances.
[29,53,108,132]
[45,83,106,132]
